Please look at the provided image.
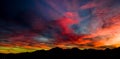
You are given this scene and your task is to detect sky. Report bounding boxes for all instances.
[0,0,120,53]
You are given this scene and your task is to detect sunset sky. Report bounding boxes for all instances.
[0,0,120,53]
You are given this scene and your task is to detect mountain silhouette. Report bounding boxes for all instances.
[0,47,120,59]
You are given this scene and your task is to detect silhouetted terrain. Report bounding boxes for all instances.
[0,47,120,59]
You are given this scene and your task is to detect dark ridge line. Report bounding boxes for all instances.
[0,47,120,54]
[0,47,120,58]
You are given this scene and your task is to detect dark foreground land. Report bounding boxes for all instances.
[0,47,120,59]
